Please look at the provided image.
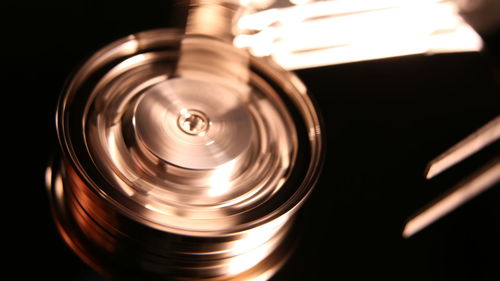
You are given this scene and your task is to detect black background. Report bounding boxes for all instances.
[3,1,500,280]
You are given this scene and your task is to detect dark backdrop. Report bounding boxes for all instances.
[3,1,499,280]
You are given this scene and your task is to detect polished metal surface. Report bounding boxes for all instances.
[425,115,500,179]
[235,0,483,69]
[403,159,500,238]
[404,115,500,238]
[49,26,323,281]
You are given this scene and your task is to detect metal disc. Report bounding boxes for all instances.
[51,28,323,281]
[133,78,254,170]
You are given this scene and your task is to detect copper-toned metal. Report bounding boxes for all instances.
[425,115,500,179]
[404,115,500,238]
[403,159,500,238]
[47,27,323,281]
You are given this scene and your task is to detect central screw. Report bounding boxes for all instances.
[177,109,209,136]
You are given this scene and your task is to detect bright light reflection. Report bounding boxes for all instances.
[54,173,64,201]
[208,160,237,197]
[45,166,53,190]
[227,242,272,275]
[290,0,313,5]
[230,215,288,255]
[236,0,482,69]
[226,216,288,276]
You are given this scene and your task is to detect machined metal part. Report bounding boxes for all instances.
[48,28,323,281]
[403,115,500,238]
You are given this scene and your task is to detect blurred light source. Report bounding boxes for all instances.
[236,0,483,69]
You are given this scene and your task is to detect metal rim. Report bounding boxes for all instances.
[53,28,324,280]
[56,28,323,236]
